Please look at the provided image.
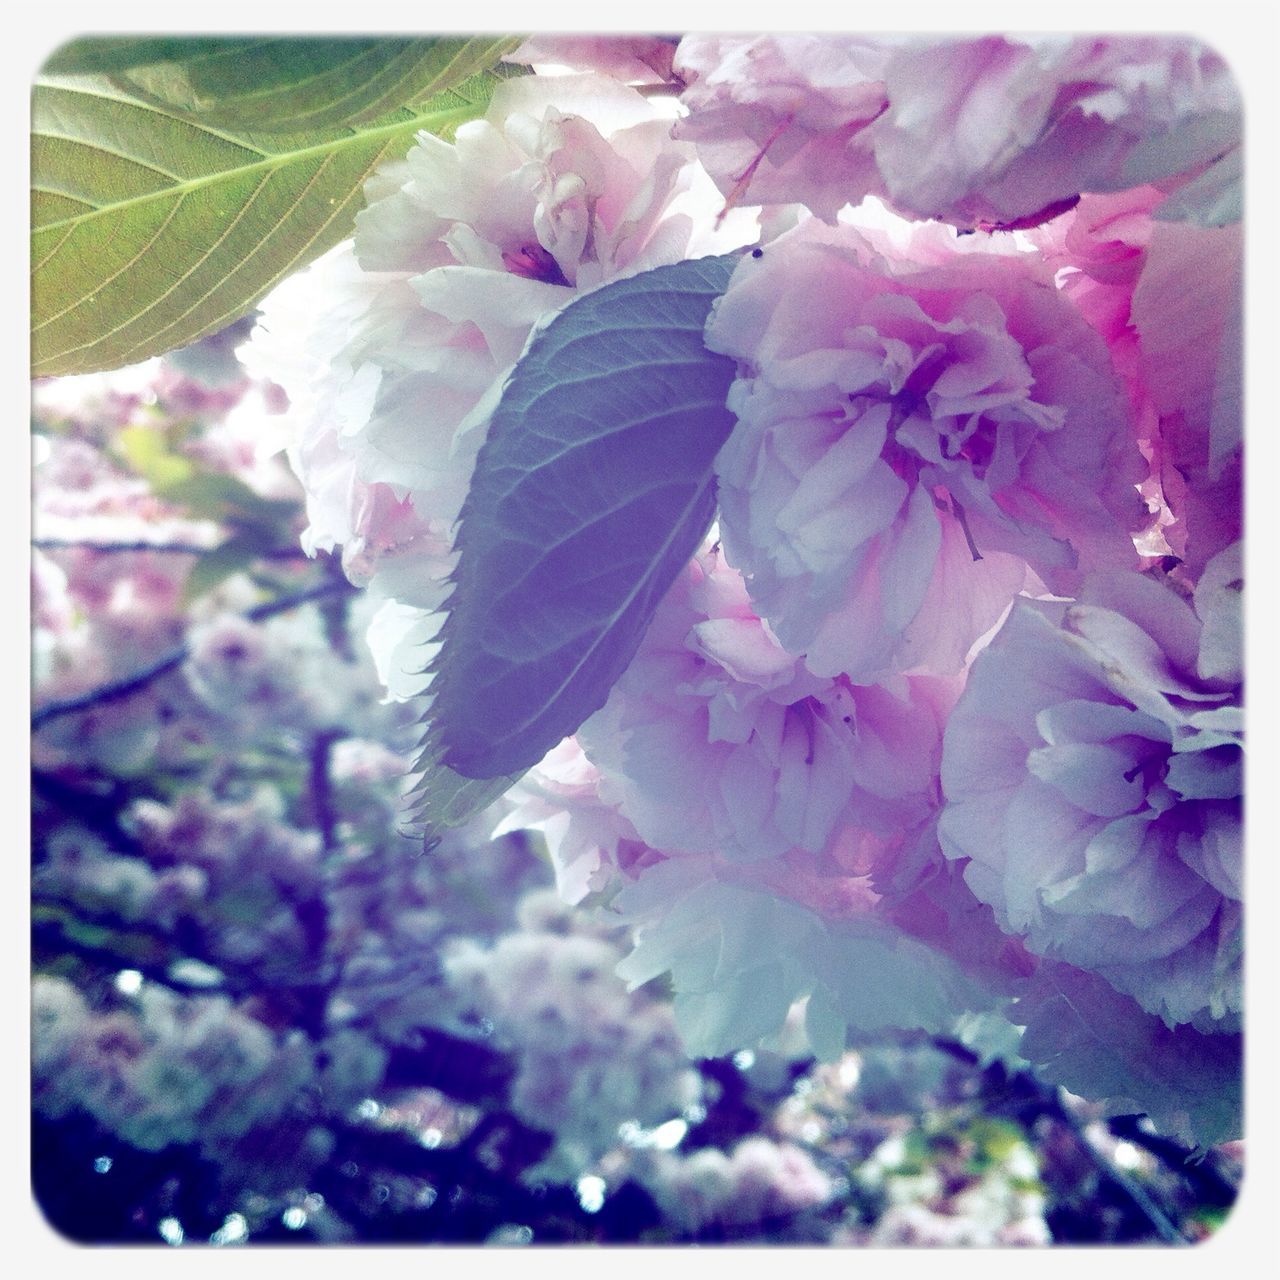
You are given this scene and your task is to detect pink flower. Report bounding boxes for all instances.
[238,244,447,575]
[1028,193,1242,574]
[508,36,678,84]
[675,35,1240,228]
[342,72,733,523]
[674,35,897,222]
[576,544,951,891]
[705,218,1146,683]
[1132,219,1242,577]
[1027,186,1163,375]
[872,35,1240,229]
[938,548,1243,1030]
[492,738,646,904]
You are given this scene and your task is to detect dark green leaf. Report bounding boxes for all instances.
[44,36,522,132]
[404,742,524,839]
[423,254,741,781]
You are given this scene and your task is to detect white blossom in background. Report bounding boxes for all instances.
[634,1136,836,1232]
[442,888,701,1180]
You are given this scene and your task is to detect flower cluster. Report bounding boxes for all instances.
[675,35,1240,228]
[199,33,1249,1150]
[705,216,1146,682]
[443,888,702,1180]
[32,975,320,1162]
[37,168,1244,1249]
[939,546,1243,1031]
[633,1136,836,1233]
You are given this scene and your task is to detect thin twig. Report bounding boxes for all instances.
[930,1037,1189,1244]
[32,577,355,730]
[308,729,341,855]
[33,537,310,560]
[1053,1094,1188,1244]
[1108,1114,1240,1206]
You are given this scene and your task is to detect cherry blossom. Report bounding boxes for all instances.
[938,547,1243,1030]
[705,216,1146,683]
[576,544,952,889]
[676,35,1240,229]
[508,35,679,84]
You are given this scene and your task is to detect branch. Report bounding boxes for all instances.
[1108,1114,1240,1206]
[929,1036,1189,1245]
[33,537,310,560]
[308,730,340,854]
[32,577,356,730]
[1052,1095,1188,1244]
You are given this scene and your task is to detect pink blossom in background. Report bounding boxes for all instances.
[31,362,161,437]
[704,217,1146,684]
[637,1136,836,1231]
[938,546,1243,1031]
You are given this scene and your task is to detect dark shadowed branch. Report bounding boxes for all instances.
[34,537,310,560]
[32,577,356,731]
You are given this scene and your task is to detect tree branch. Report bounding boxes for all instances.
[32,577,356,730]
[1108,1114,1240,1206]
[33,537,310,560]
[929,1036,1190,1244]
[1053,1096,1188,1244]
[308,729,341,855]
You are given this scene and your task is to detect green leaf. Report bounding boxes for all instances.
[116,424,196,489]
[424,254,742,781]
[115,430,294,532]
[152,471,294,527]
[179,535,261,605]
[44,36,522,133]
[31,60,517,376]
[41,38,263,76]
